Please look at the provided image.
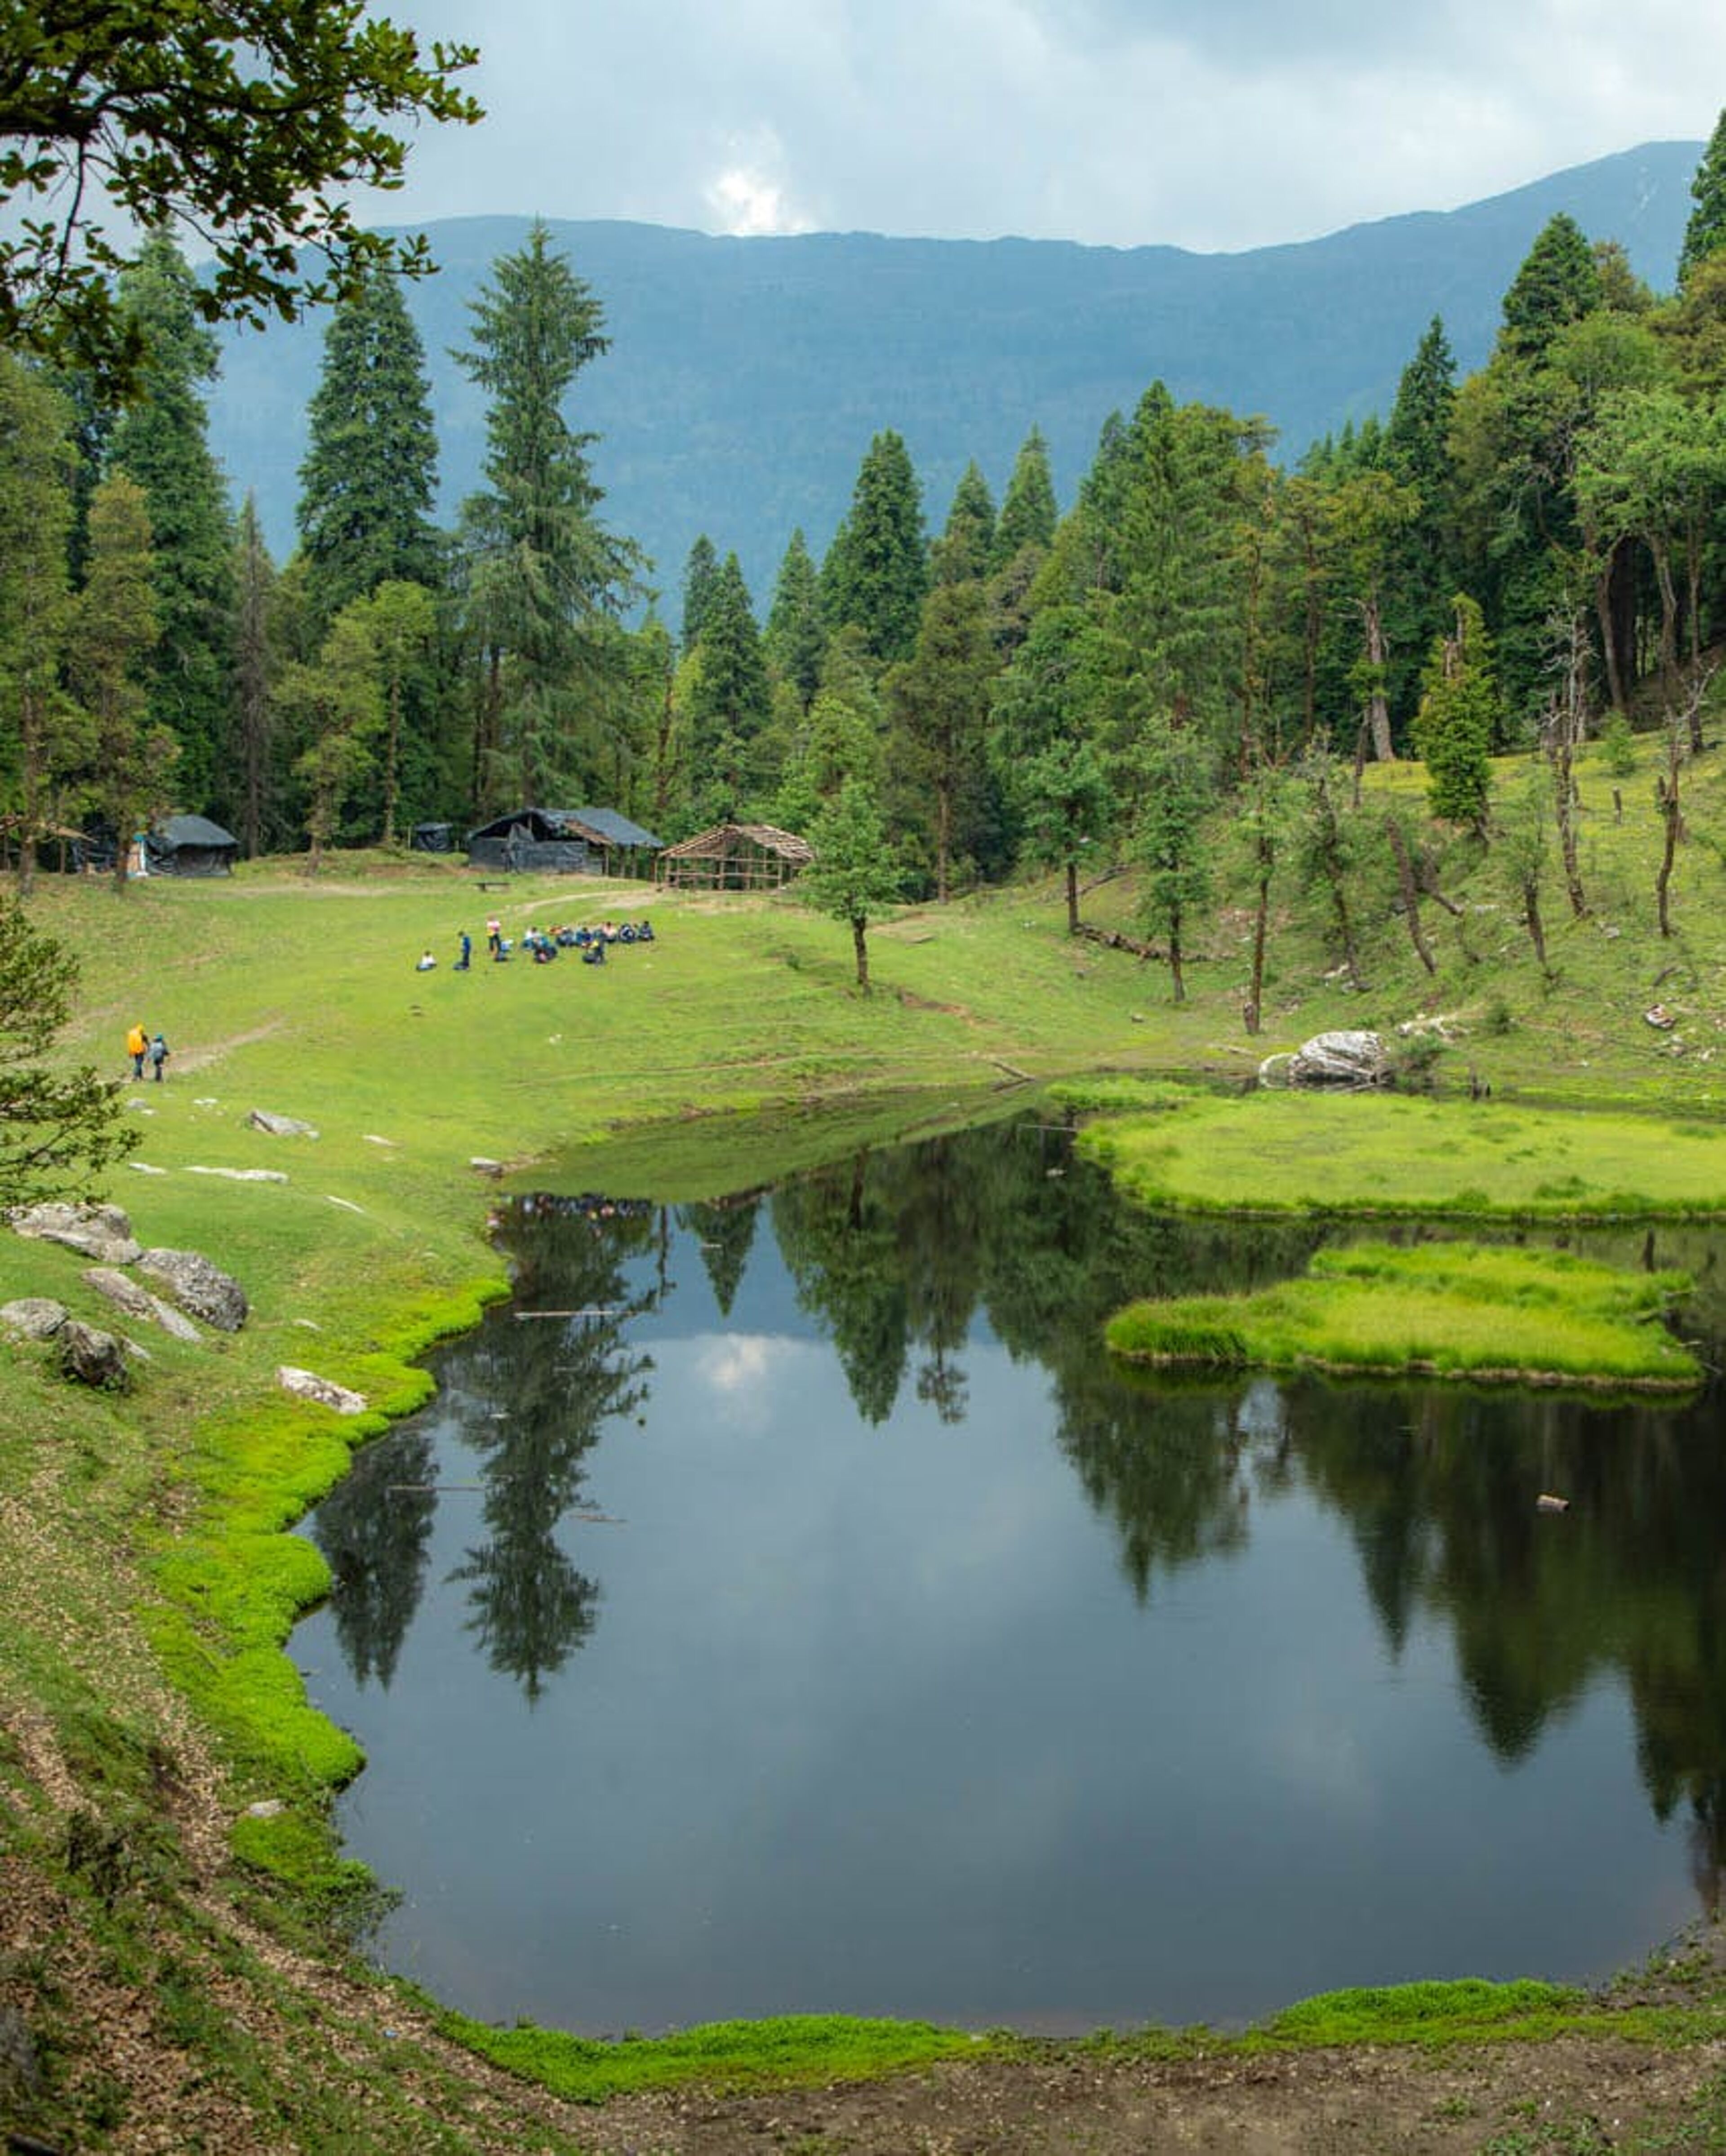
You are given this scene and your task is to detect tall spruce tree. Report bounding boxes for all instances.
[764,528,826,710]
[687,552,772,819]
[887,576,994,901]
[107,232,235,816]
[70,472,174,895]
[297,270,440,635]
[1679,110,1726,289]
[231,495,276,859]
[994,426,1058,565]
[821,430,927,665]
[934,462,996,586]
[454,222,641,811]
[0,355,77,893]
[681,534,720,652]
[1499,213,1601,362]
[1382,317,1459,732]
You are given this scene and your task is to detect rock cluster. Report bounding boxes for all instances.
[7,1198,365,1414]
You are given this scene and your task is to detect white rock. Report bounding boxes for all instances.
[276,1365,367,1415]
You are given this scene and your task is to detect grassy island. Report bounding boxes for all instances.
[1103,1240,1702,1389]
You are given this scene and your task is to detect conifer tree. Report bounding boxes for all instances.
[764,528,826,710]
[70,472,175,894]
[994,426,1058,565]
[0,895,139,1203]
[1499,213,1601,362]
[687,552,772,818]
[297,270,441,634]
[933,462,995,586]
[681,534,720,652]
[888,578,993,900]
[1679,110,1726,290]
[107,232,235,815]
[0,355,78,894]
[1414,594,1501,831]
[231,496,276,859]
[455,222,641,810]
[1382,317,1459,730]
[821,430,927,665]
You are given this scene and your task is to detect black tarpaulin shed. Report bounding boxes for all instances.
[465,806,663,875]
[146,814,239,877]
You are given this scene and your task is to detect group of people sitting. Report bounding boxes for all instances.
[432,918,658,971]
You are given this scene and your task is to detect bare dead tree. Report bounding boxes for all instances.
[1383,813,1437,976]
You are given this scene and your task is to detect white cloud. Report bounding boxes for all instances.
[704,165,815,238]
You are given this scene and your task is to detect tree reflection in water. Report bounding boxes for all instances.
[443,1196,657,1702]
[313,1115,1726,1911]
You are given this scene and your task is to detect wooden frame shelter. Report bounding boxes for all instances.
[654,822,813,891]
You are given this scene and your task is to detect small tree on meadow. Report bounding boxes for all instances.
[804,778,902,991]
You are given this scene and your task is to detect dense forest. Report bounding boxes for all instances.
[5,116,1726,957]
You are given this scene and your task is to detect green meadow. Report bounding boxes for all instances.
[1103,1239,1702,1389]
[9,772,1726,2145]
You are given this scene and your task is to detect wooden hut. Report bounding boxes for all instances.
[654,822,813,892]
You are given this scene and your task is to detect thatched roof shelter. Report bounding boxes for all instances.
[654,822,813,891]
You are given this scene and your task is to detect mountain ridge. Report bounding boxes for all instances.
[207,139,1702,608]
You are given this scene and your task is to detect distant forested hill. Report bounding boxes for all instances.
[208,141,1700,608]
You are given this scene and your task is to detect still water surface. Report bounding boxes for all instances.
[296,1114,1726,2034]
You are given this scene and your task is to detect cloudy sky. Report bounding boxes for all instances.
[365,0,1726,254]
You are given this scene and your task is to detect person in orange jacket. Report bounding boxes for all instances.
[125,1021,148,1079]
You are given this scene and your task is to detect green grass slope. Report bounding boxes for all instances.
[6,716,1726,2145]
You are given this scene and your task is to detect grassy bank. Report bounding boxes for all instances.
[6,758,1726,2147]
[1077,1090,1726,1219]
[1103,1240,1702,1389]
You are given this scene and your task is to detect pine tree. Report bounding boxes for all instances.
[764,528,826,710]
[231,496,276,860]
[346,580,438,845]
[455,222,642,810]
[994,426,1058,565]
[0,895,140,1204]
[933,462,995,586]
[1679,110,1726,289]
[69,472,176,895]
[297,270,441,634]
[821,430,927,665]
[1382,317,1459,731]
[1414,594,1501,831]
[687,553,772,819]
[888,578,993,901]
[681,534,720,652]
[1499,213,1601,361]
[107,233,235,816]
[0,355,78,894]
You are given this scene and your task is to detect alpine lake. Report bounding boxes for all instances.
[293,1104,1726,2038]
